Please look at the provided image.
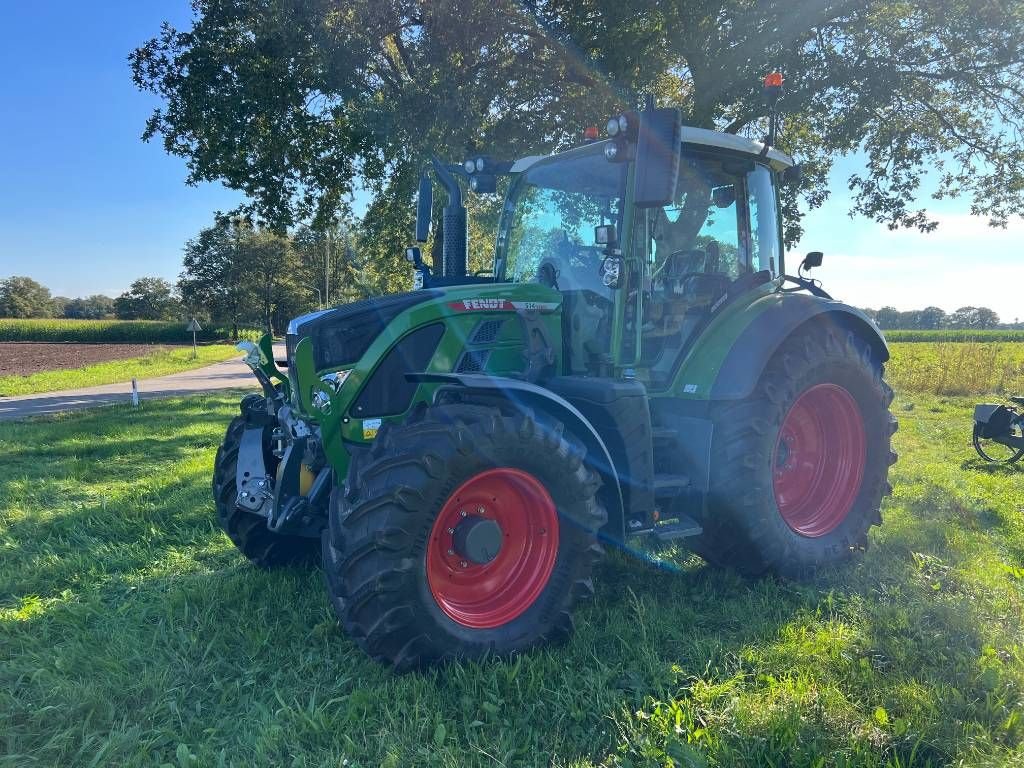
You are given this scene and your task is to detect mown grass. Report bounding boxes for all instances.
[0,319,261,344]
[0,345,241,397]
[888,342,1024,397]
[886,330,1024,343]
[1,388,1022,766]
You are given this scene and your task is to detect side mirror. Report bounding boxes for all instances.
[415,174,432,243]
[405,246,422,265]
[782,164,803,187]
[801,251,824,271]
[594,224,617,246]
[634,106,681,209]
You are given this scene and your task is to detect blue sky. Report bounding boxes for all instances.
[1,3,1020,322]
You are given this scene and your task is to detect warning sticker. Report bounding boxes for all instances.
[362,418,383,440]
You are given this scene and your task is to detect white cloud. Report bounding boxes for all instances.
[797,213,1024,322]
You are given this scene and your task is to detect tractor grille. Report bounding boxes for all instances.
[456,350,491,373]
[470,319,505,344]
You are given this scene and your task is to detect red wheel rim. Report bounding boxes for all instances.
[426,468,559,629]
[772,383,866,538]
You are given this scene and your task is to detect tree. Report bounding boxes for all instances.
[179,219,255,338]
[133,0,1024,287]
[976,307,1000,329]
[179,219,313,335]
[64,295,116,320]
[918,306,947,330]
[875,306,900,329]
[115,277,181,320]
[292,223,370,306]
[0,276,55,318]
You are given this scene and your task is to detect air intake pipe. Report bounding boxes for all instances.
[430,156,467,278]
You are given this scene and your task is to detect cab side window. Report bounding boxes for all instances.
[746,165,780,275]
[645,155,744,279]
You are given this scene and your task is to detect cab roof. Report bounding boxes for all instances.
[510,127,795,174]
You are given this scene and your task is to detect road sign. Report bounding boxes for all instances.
[186,318,202,358]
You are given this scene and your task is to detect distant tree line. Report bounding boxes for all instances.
[861,306,1020,331]
[0,275,182,322]
[0,218,379,338]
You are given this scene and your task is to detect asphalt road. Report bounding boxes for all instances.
[0,353,263,422]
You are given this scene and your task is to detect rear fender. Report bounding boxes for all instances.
[408,372,626,540]
[711,297,889,400]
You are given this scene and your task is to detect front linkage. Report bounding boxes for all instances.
[226,337,328,541]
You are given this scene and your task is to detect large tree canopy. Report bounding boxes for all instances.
[132,0,1024,282]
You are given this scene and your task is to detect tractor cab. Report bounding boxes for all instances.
[482,128,794,387]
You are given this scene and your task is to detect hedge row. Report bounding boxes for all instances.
[884,329,1024,343]
[0,319,263,344]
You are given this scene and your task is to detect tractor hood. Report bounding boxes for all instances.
[286,282,563,376]
[286,290,443,372]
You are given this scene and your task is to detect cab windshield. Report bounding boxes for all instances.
[495,143,625,294]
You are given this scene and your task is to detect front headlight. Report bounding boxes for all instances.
[312,389,332,414]
[320,369,352,394]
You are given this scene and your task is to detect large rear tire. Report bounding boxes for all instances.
[213,397,318,568]
[692,325,897,577]
[322,403,606,669]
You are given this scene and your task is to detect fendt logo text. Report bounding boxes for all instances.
[449,298,510,311]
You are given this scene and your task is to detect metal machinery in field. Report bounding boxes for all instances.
[216,77,897,668]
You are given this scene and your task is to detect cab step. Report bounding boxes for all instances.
[651,515,703,540]
[652,473,691,496]
[651,427,676,442]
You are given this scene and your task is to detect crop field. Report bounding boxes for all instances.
[0,318,261,344]
[2,342,1023,767]
[887,342,1024,397]
[885,330,1024,343]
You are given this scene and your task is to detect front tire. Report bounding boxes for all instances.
[213,398,318,568]
[322,403,606,669]
[694,325,897,577]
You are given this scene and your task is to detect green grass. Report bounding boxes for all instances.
[0,318,261,344]
[1,392,1022,766]
[0,345,241,397]
[885,330,1024,343]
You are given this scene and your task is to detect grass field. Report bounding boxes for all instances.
[0,318,261,344]
[2,379,1023,764]
[0,345,241,397]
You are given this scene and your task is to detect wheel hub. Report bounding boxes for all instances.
[426,468,559,629]
[772,383,866,538]
[452,515,503,565]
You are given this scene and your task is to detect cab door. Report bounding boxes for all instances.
[632,152,782,389]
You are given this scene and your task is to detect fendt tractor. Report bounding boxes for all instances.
[216,77,897,669]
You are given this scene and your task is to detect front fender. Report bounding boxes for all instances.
[711,295,889,400]
[408,372,626,540]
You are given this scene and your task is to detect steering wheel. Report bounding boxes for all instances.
[665,249,707,278]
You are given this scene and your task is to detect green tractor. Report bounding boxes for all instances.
[216,92,897,669]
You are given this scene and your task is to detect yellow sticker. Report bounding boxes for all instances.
[362,418,382,440]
